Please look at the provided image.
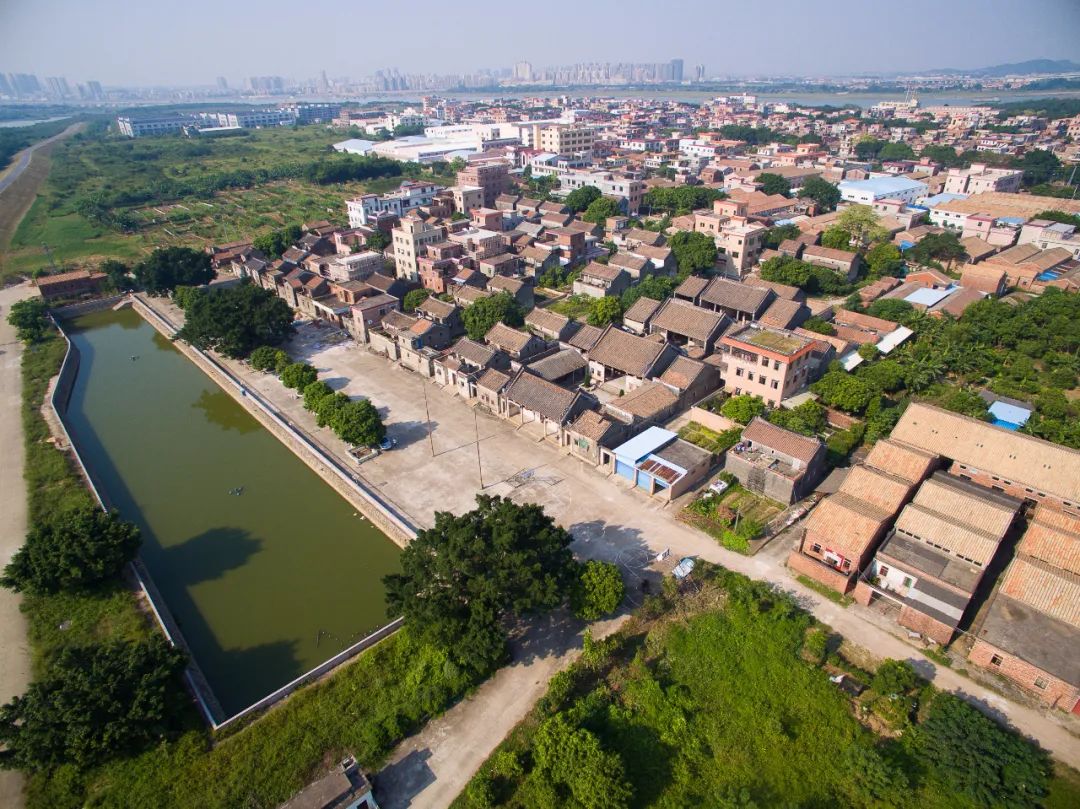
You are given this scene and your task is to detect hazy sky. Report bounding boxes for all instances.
[2,0,1078,87]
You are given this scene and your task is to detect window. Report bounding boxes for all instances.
[878,565,890,577]
[902,577,914,588]
[842,559,851,570]
[771,380,779,389]
[761,356,769,366]
[735,367,744,377]
[1034,677,1048,690]
[759,375,766,384]
[811,543,822,554]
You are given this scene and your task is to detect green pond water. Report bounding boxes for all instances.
[62,308,401,718]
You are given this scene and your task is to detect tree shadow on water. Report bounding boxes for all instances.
[191,388,260,434]
[162,526,262,587]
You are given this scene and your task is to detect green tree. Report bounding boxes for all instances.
[0,638,187,770]
[582,196,622,224]
[820,227,852,250]
[177,282,294,358]
[1017,149,1060,187]
[248,345,280,372]
[564,185,602,213]
[871,659,917,695]
[588,296,622,327]
[721,394,766,425]
[316,391,350,428]
[919,144,961,167]
[878,142,915,161]
[760,255,812,288]
[908,232,966,270]
[99,259,131,291]
[462,292,524,341]
[252,224,302,258]
[133,246,213,295]
[384,495,578,676]
[913,693,1049,809]
[865,242,903,278]
[273,349,292,375]
[1034,209,1080,228]
[799,176,841,211]
[811,370,876,413]
[854,137,883,161]
[865,298,914,323]
[800,316,835,335]
[621,275,676,309]
[835,205,888,248]
[764,223,802,249]
[532,714,633,809]
[859,359,906,393]
[403,288,430,313]
[365,230,390,252]
[332,398,385,446]
[756,173,791,197]
[936,387,990,419]
[668,231,717,279]
[302,380,334,412]
[768,400,826,436]
[571,561,625,620]
[171,285,202,311]
[6,298,50,343]
[1,506,140,595]
[281,362,318,390]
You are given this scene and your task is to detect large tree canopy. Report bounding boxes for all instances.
[462,292,524,341]
[177,282,294,358]
[1,507,140,595]
[384,495,578,676]
[564,185,602,213]
[133,246,213,295]
[668,231,717,279]
[6,298,50,343]
[799,176,841,212]
[0,638,187,770]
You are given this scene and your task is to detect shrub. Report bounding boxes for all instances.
[280,362,317,390]
[248,345,279,372]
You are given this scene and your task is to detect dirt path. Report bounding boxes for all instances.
[0,282,37,809]
[0,122,84,274]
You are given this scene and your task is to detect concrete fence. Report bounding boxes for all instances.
[687,405,739,434]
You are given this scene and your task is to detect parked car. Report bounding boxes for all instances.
[379,436,397,451]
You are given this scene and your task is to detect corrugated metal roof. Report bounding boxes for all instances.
[612,426,676,463]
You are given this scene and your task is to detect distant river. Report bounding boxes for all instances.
[0,116,70,128]
[61,308,401,718]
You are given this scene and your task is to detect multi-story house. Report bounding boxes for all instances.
[347,181,441,227]
[715,323,815,406]
[391,218,444,281]
[456,161,510,208]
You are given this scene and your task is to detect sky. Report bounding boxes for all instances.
[2,0,1078,87]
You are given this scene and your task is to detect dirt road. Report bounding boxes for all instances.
[0,282,37,809]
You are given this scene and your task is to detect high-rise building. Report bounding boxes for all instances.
[45,76,71,99]
[513,61,533,82]
[9,73,42,96]
[0,74,12,97]
[86,80,104,100]
[695,64,706,82]
[670,59,684,82]
[216,76,229,91]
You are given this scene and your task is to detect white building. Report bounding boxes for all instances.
[837,175,928,205]
[942,163,1023,195]
[325,252,385,282]
[346,181,441,227]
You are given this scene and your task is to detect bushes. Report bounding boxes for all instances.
[249,345,285,372]
[720,393,765,425]
[6,298,51,343]
[281,361,318,390]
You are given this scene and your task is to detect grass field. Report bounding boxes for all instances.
[677,420,741,453]
[1,125,448,282]
[452,566,1065,809]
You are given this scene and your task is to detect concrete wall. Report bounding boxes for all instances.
[687,405,738,434]
[722,452,798,504]
[898,604,955,645]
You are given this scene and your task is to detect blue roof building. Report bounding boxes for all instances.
[838,176,928,205]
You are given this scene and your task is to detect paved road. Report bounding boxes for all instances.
[202,330,1079,809]
[0,122,80,197]
[0,282,36,809]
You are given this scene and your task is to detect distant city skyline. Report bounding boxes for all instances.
[1,0,1078,88]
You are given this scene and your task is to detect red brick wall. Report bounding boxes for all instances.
[853,580,875,606]
[898,605,955,645]
[788,550,854,594]
[969,640,1080,711]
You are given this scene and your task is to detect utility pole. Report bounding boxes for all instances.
[422,378,434,457]
[473,408,483,489]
